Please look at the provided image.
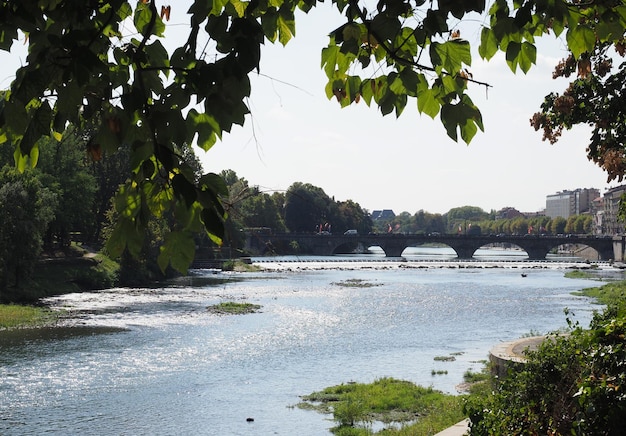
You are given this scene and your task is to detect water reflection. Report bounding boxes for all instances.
[0,255,617,435]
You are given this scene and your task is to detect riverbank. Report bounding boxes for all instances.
[0,304,60,329]
[0,245,118,305]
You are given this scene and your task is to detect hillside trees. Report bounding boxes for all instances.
[0,168,57,295]
[284,182,334,232]
[36,132,97,248]
[0,1,624,271]
[220,170,286,251]
[446,206,491,233]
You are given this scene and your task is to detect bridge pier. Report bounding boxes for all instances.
[525,247,547,260]
[454,247,476,259]
[379,241,406,257]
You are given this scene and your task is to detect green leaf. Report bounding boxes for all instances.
[379,90,396,116]
[133,3,165,37]
[518,41,536,73]
[399,68,419,97]
[321,45,340,78]
[157,230,196,274]
[360,79,374,105]
[430,40,471,74]
[417,87,440,119]
[342,23,361,42]
[105,217,145,259]
[345,76,362,103]
[172,173,197,208]
[201,207,225,242]
[277,6,295,46]
[187,109,221,151]
[479,27,499,60]
[505,41,521,72]
[566,24,596,59]
[13,146,29,173]
[261,8,279,42]
[440,95,483,144]
[21,101,52,157]
[228,0,247,18]
[114,184,142,220]
[144,40,170,70]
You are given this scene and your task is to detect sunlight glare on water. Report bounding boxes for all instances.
[0,256,616,435]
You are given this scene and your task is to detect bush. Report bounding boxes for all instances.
[465,301,626,435]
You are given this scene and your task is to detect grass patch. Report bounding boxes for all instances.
[221,259,262,272]
[564,269,597,279]
[298,377,466,435]
[463,368,490,384]
[433,355,456,362]
[207,301,262,315]
[0,304,59,329]
[333,279,381,288]
[574,280,626,317]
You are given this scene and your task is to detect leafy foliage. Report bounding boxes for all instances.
[0,0,624,272]
[465,285,626,435]
[0,167,57,292]
[283,182,373,234]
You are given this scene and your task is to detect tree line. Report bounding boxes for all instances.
[1,1,623,274]
[0,132,598,295]
[220,175,596,250]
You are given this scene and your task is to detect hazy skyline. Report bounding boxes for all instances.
[0,3,615,216]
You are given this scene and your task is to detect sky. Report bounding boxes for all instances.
[0,3,616,216]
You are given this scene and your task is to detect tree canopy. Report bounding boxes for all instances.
[0,0,624,271]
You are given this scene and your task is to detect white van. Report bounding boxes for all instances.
[344,229,358,235]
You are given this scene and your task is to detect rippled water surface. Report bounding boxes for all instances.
[0,257,612,435]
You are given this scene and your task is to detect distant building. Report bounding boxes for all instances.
[496,207,524,220]
[602,185,626,235]
[592,196,604,235]
[545,188,600,219]
[371,209,396,221]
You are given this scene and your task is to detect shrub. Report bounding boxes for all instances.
[464,304,626,435]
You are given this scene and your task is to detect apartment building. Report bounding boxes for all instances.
[602,185,626,235]
[545,188,600,219]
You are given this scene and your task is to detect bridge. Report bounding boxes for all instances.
[245,232,619,260]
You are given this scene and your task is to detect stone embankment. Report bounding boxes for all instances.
[489,335,546,378]
[434,336,547,436]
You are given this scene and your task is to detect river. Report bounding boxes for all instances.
[0,250,619,435]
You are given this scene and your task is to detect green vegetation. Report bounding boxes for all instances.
[433,355,456,362]
[207,301,262,315]
[465,280,626,435]
[578,281,626,318]
[220,259,261,272]
[462,369,490,385]
[0,304,59,329]
[1,1,624,272]
[299,377,467,435]
[1,245,119,304]
[374,207,595,237]
[333,279,381,288]
[564,269,598,279]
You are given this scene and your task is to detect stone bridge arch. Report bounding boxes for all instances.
[243,233,616,260]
